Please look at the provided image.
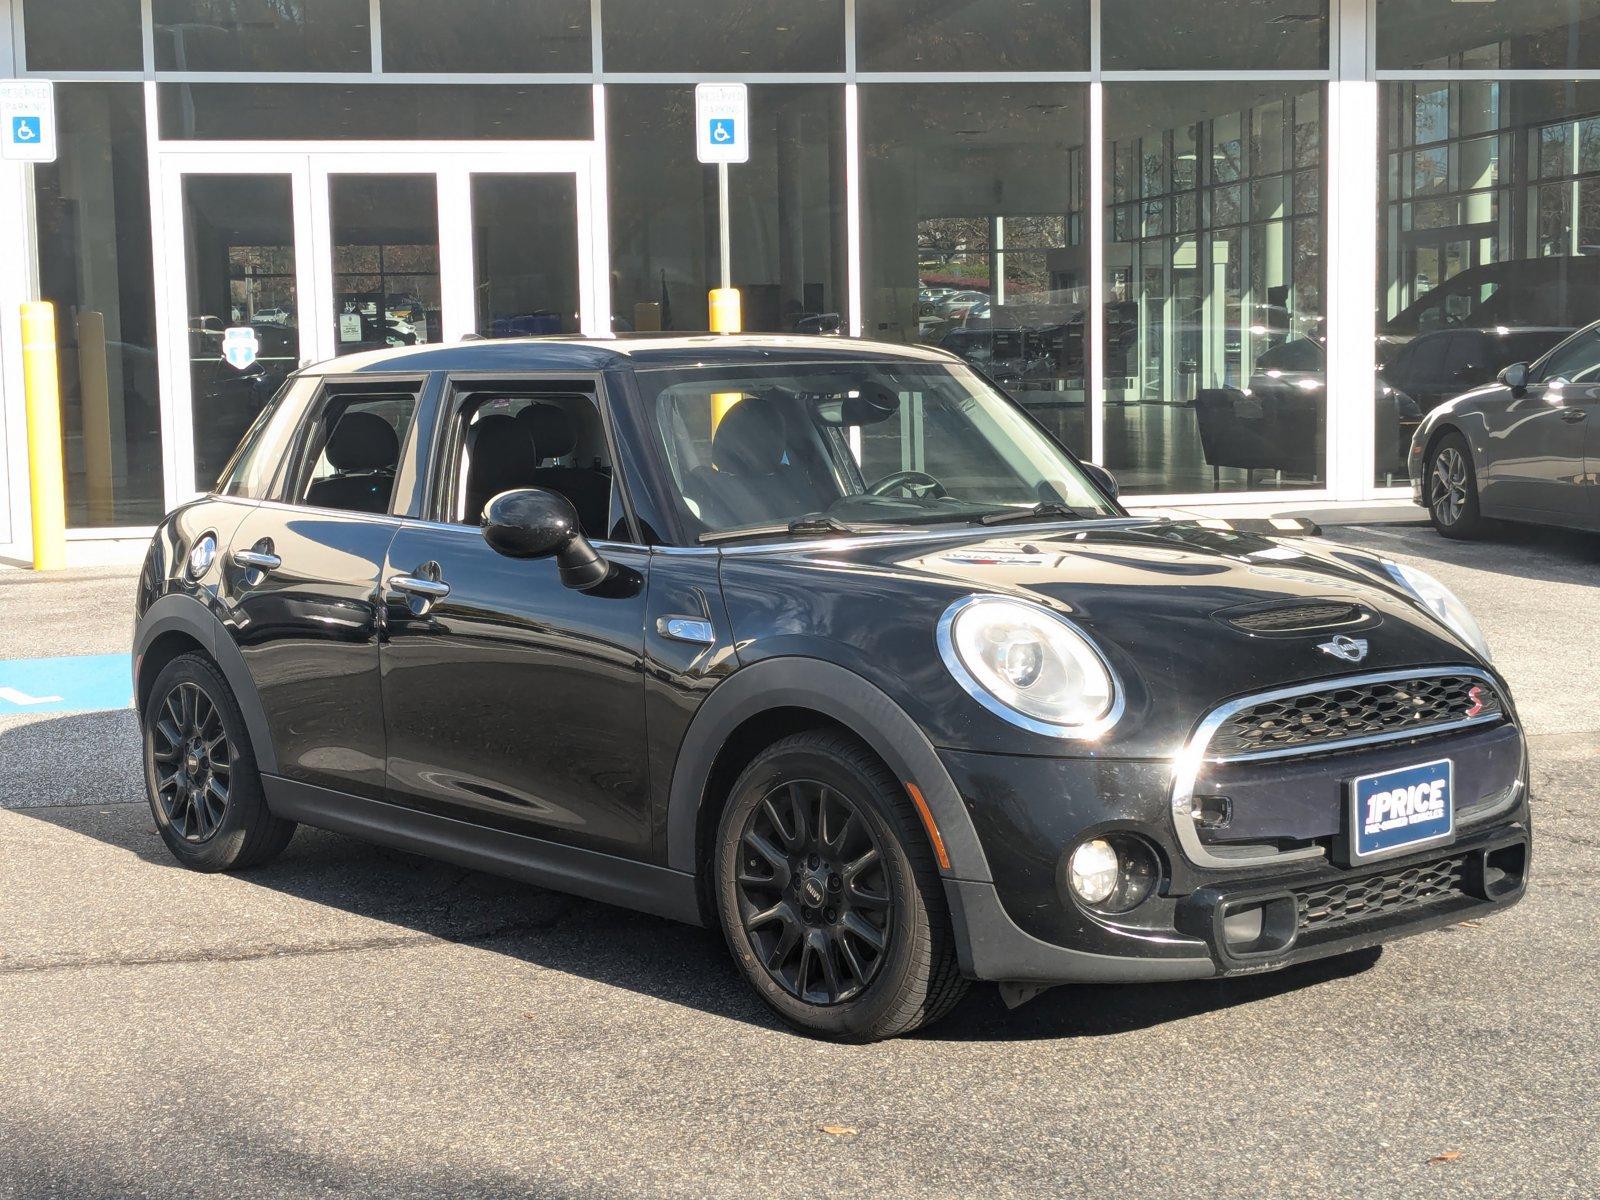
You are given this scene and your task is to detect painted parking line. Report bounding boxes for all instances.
[0,654,133,716]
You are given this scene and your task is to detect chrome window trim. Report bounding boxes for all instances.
[1170,666,1509,871]
[934,593,1125,741]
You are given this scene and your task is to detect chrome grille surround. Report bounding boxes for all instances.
[1170,667,1510,870]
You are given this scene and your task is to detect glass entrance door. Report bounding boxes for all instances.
[159,148,598,503]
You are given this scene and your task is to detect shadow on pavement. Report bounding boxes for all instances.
[1334,522,1600,587]
[8,710,1383,1044]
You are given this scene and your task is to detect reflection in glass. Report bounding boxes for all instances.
[154,0,371,71]
[380,0,591,72]
[34,84,163,526]
[602,0,843,71]
[1104,84,1326,495]
[473,175,580,338]
[1377,0,1600,71]
[856,0,1088,71]
[1376,80,1600,483]
[860,84,1090,455]
[608,86,847,336]
[158,84,593,141]
[330,176,442,358]
[1102,1,1327,70]
[23,0,142,70]
[181,175,300,489]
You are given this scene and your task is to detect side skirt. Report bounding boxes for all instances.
[263,776,704,927]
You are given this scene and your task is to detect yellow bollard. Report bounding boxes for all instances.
[708,287,742,334]
[22,302,67,571]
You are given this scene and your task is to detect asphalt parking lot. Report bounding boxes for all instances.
[1,522,1596,1199]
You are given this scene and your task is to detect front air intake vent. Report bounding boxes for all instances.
[1227,602,1365,634]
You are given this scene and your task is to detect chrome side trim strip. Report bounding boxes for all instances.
[1170,665,1506,871]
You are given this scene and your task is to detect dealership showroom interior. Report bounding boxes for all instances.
[0,0,1596,551]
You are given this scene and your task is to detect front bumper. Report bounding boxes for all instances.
[946,819,1528,985]
[937,732,1530,985]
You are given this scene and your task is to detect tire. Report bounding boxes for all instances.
[1426,431,1488,539]
[713,730,969,1041]
[141,652,296,872]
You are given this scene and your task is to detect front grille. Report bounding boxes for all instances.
[1228,602,1364,633]
[1297,856,1469,933]
[1209,674,1503,759]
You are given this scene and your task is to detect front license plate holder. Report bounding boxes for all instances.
[1346,758,1455,864]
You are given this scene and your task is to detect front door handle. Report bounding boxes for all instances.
[231,549,282,572]
[388,574,451,599]
[1560,407,1588,423]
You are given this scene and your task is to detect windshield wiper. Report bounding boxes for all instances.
[974,501,1093,527]
[698,514,873,546]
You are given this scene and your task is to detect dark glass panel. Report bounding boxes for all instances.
[856,0,1088,71]
[22,0,143,71]
[158,84,592,139]
[34,84,164,527]
[602,0,843,72]
[329,176,442,357]
[1103,1,1328,70]
[380,0,591,73]
[1103,82,1327,496]
[860,84,1090,455]
[154,0,371,71]
[608,86,847,336]
[473,175,581,337]
[1377,0,1600,71]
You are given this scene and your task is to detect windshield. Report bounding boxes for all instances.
[638,360,1118,541]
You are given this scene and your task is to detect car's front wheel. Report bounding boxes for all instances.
[714,730,968,1041]
[142,653,296,872]
[1426,431,1488,539]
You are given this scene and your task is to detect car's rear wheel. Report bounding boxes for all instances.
[142,653,295,872]
[1426,432,1487,539]
[714,730,968,1041]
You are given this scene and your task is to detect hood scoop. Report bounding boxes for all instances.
[1220,599,1373,636]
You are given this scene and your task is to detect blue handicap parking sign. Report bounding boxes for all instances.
[11,115,41,144]
[709,117,736,145]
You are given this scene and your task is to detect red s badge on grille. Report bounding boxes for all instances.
[1466,685,1486,718]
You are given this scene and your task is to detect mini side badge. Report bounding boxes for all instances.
[1317,634,1369,664]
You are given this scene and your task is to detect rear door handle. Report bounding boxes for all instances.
[231,549,282,572]
[388,574,451,599]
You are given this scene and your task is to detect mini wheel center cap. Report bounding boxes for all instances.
[800,874,827,907]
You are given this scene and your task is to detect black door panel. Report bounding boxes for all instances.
[221,505,398,798]
[379,522,653,857]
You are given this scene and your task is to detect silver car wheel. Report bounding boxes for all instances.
[1431,446,1469,526]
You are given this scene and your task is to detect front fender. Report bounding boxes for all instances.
[663,656,993,884]
[134,591,279,775]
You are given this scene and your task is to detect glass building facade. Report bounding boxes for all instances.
[3,0,1599,548]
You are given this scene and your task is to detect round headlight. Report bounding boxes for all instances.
[1382,560,1492,662]
[1068,838,1119,905]
[187,533,217,579]
[936,595,1120,738]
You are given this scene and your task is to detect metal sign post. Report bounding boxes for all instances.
[696,83,749,332]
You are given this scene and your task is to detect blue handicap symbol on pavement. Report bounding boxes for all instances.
[11,115,41,145]
[709,117,736,145]
[0,654,132,716]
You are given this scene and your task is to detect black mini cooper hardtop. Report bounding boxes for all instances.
[134,335,1529,1040]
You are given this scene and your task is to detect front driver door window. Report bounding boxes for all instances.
[376,377,655,855]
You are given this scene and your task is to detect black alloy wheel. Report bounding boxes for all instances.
[714,730,968,1041]
[150,680,232,842]
[735,778,894,1006]
[142,653,297,872]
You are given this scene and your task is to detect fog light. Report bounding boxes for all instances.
[1066,835,1161,913]
[1068,838,1119,905]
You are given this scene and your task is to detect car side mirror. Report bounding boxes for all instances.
[1498,361,1529,393]
[482,488,610,590]
[1082,461,1120,499]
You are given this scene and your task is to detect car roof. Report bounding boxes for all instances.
[304,334,963,376]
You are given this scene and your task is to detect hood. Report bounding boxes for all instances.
[718,517,1486,755]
